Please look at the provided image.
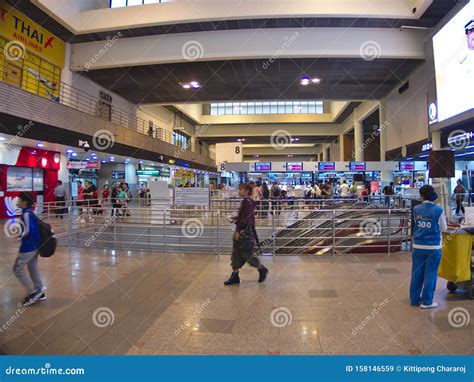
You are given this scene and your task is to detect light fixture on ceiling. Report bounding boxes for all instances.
[0,136,6,141]
[66,149,74,154]
[182,81,201,89]
[300,75,321,85]
[36,143,45,148]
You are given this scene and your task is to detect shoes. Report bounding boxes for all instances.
[258,266,269,283]
[23,291,46,306]
[420,302,438,309]
[224,272,240,286]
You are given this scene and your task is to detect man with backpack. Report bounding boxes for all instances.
[13,192,46,305]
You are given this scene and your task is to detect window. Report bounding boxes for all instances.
[173,131,190,150]
[209,101,324,115]
[110,0,161,7]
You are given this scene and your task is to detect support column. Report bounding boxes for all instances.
[432,131,441,150]
[322,145,328,161]
[354,112,364,161]
[339,134,345,162]
[379,102,387,161]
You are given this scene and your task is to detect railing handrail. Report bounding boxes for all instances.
[0,63,185,151]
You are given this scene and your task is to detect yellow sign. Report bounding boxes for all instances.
[0,1,65,68]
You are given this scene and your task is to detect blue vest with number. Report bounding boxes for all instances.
[413,202,443,249]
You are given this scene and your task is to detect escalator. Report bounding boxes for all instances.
[260,204,409,255]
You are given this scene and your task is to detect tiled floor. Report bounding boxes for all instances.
[0,235,472,356]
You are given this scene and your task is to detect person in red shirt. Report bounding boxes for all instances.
[102,184,110,205]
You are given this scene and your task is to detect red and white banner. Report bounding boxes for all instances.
[67,161,100,170]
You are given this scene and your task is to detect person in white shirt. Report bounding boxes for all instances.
[339,180,350,198]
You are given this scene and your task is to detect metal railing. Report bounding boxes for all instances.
[31,198,411,257]
[0,62,181,149]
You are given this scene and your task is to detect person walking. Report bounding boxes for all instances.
[13,192,46,305]
[383,182,395,207]
[53,180,67,219]
[453,179,466,216]
[410,185,447,309]
[224,183,269,286]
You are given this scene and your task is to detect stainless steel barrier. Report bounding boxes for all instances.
[37,199,411,257]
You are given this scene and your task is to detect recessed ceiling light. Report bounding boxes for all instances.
[71,153,78,157]
[300,76,311,85]
[182,84,191,89]
[66,149,73,153]
[101,160,106,163]
[139,161,144,164]
[36,143,45,148]
[312,78,321,84]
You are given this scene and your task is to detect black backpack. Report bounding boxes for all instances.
[33,215,57,258]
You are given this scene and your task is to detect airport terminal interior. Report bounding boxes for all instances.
[0,0,473,356]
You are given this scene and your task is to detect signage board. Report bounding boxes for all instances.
[174,187,210,207]
[67,161,100,170]
[286,162,303,171]
[349,162,366,171]
[399,162,415,171]
[255,162,271,172]
[318,162,335,171]
[111,171,125,179]
[0,1,66,68]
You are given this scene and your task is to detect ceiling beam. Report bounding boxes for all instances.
[71,27,428,70]
[34,0,433,34]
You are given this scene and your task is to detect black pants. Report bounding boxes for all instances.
[55,197,66,216]
[456,199,465,215]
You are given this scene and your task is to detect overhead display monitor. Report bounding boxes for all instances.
[255,162,271,172]
[349,162,366,171]
[399,162,415,171]
[318,162,335,171]
[286,162,303,171]
[432,1,474,122]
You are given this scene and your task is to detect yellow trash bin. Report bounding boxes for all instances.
[439,231,472,283]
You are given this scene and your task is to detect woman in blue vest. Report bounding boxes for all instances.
[411,185,447,309]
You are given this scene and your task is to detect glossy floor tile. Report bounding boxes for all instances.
[0,232,472,355]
